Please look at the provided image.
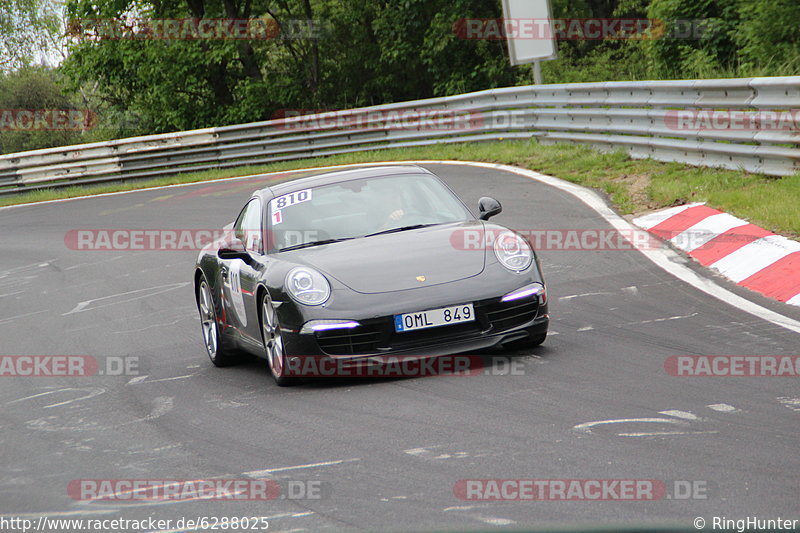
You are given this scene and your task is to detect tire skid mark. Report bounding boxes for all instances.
[63,282,190,315]
[23,396,174,432]
[8,388,106,409]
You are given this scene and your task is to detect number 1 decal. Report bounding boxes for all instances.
[271,188,312,225]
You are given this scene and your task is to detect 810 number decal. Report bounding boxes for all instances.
[272,189,312,211]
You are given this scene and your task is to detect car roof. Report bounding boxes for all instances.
[258,165,435,198]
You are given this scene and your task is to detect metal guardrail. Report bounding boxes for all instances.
[1,76,798,196]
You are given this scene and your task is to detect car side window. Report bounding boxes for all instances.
[234,199,263,253]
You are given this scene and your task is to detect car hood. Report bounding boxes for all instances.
[299,221,486,294]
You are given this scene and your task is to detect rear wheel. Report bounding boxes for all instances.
[197,276,237,366]
[260,293,297,387]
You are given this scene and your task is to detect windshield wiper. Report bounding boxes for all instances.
[278,237,354,252]
[362,224,438,238]
[279,224,439,250]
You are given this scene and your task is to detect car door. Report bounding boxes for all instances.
[221,198,264,345]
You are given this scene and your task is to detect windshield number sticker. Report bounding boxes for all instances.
[271,189,311,226]
[272,189,311,211]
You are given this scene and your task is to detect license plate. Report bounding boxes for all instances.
[394,303,475,333]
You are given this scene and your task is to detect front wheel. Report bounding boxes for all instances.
[197,276,238,366]
[260,293,297,387]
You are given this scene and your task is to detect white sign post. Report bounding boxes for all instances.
[501,0,557,84]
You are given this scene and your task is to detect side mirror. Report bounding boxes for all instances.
[478,197,502,220]
[218,238,252,263]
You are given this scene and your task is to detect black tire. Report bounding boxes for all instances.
[260,292,298,387]
[196,276,239,367]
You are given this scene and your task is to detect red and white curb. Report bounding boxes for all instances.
[633,203,800,306]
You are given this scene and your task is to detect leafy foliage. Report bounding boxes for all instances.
[3,0,799,152]
[734,0,800,74]
[0,0,64,71]
[60,0,524,133]
[0,67,84,153]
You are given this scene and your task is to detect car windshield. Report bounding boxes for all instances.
[267,173,471,251]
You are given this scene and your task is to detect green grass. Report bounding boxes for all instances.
[2,139,798,239]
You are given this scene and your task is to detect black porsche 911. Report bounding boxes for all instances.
[194,165,548,385]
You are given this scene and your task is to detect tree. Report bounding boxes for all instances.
[60,0,525,134]
[0,0,64,72]
[0,68,84,154]
[734,0,800,74]
[61,0,324,132]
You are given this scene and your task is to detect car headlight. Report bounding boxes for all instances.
[493,231,533,272]
[285,267,331,306]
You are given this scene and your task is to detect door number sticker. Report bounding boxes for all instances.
[226,261,247,327]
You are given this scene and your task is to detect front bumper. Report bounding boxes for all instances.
[281,289,548,362]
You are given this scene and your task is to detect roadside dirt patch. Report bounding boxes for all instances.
[613,172,654,211]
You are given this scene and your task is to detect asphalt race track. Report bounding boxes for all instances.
[1,163,798,531]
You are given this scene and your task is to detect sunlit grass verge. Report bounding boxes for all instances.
[2,139,798,239]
